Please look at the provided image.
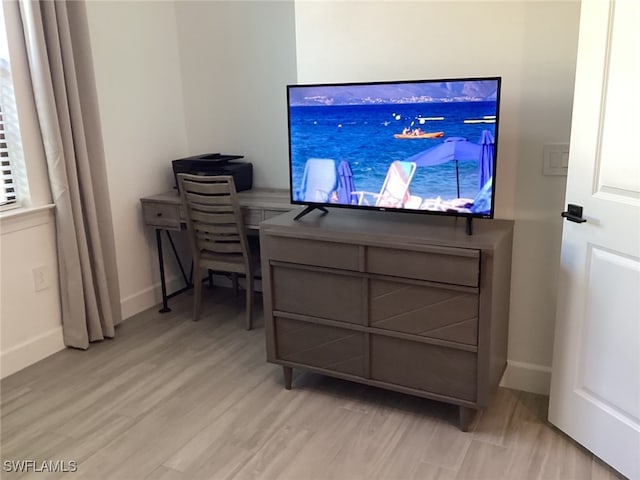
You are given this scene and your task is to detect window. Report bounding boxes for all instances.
[0,3,24,208]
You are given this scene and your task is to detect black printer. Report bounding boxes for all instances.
[172,153,253,192]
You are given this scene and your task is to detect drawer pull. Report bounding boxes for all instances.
[156,212,163,217]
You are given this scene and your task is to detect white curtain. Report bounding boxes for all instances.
[14,0,121,348]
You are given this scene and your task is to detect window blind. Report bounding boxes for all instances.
[0,55,19,206]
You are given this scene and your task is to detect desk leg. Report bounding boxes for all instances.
[165,229,190,286]
[156,229,171,313]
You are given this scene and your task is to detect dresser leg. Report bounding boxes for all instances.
[283,366,293,390]
[459,406,476,432]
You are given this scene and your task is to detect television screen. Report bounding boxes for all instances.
[287,77,501,218]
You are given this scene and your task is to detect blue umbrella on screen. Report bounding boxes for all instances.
[405,137,482,198]
[478,130,495,189]
[337,160,357,204]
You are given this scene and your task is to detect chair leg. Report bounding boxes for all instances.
[245,275,254,330]
[193,266,203,322]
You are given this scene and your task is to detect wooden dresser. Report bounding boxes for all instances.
[260,208,514,430]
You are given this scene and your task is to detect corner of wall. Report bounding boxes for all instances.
[500,360,551,396]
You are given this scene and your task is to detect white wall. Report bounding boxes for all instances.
[174,1,297,189]
[1,210,63,378]
[85,0,191,319]
[504,2,579,393]
[294,0,580,394]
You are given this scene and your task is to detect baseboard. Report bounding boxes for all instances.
[120,275,188,320]
[1,326,65,379]
[120,274,263,320]
[500,360,552,395]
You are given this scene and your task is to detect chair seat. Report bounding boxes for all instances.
[199,251,246,273]
[200,251,260,273]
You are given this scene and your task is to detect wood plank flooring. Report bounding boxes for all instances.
[1,288,626,480]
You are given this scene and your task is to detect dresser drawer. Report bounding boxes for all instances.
[370,335,477,401]
[266,236,360,271]
[142,202,181,229]
[367,246,479,287]
[369,279,478,345]
[272,266,363,324]
[275,317,365,377]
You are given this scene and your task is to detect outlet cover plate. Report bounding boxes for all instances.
[543,144,570,176]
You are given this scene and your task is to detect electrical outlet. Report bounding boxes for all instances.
[32,266,50,292]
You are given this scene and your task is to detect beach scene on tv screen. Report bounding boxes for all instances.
[289,79,499,215]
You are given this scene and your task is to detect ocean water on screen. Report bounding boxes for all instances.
[289,101,496,203]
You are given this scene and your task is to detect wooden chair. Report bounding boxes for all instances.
[177,173,257,329]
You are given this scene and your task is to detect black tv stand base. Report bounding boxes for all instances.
[293,205,328,221]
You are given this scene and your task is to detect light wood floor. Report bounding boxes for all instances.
[1,288,626,480]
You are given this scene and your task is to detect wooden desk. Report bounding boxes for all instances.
[140,188,291,312]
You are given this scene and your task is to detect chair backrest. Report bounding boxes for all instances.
[177,174,250,271]
[375,161,417,207]
[296,158,338,202]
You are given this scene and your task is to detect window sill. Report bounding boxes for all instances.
[0,203,55,235]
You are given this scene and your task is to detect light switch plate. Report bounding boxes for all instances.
[543,144,570,176]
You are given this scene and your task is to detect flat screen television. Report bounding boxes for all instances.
[287,77,501,227]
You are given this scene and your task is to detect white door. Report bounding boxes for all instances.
[548,1,640,479]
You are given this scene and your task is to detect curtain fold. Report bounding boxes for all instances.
[17,0,121,348]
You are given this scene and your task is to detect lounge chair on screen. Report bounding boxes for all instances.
[353,161,417,208]
[294,158,339,203]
